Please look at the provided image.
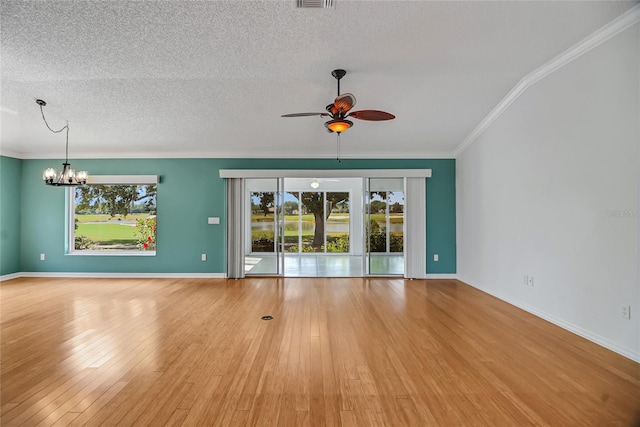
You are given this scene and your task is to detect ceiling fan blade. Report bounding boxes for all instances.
[334,93,356,113]
[281,112,330,117]
[348,110,395,121]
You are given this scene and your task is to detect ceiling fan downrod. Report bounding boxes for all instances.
[331,69,346,96]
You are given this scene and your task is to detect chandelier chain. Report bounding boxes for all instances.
[38,103,70,163]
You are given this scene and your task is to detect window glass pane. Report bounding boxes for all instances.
[74,184,157,251]
[283,191,301,253]
[389,191,404,253]
[368,191,387,253]
[250,191,275,253]
[326,192,350,253]
[300,191,323,253]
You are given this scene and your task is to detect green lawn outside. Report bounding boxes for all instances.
[252,213,402,224]
[75,213,151,223]
[76,223,138,245]
[251,212,403,243]
[253,214,322,222]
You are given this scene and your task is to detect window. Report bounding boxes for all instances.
[68,175,158,255]
[248,186,351,254]
[285,191,350,254]
[367,179,404,254]
[250,190,275,253]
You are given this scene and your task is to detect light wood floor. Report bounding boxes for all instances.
[1,278,639,426]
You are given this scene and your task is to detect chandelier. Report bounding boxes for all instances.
[37,99,88,186]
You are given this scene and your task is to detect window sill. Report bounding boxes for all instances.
[66,250,157,257]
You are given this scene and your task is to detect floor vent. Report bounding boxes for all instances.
[296,0,335,9]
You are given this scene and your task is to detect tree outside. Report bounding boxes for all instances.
[251,191,350,253]
[299,191,349,248]
[249,189,404,255]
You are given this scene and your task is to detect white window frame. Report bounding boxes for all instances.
[66,175,159,256]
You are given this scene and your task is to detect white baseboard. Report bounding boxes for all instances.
[4,272,458,281]
[425,274,458,279]
[460,279,640,363]
[3,272,227,280]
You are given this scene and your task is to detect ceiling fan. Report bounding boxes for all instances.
[281,69,395,135]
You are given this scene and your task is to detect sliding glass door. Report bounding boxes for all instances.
[365,178,405,275]
[245,178,284,275]
[241,175,418,277]
[223,169,429,278]
[245,178,358,276]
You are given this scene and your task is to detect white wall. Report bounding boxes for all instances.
[457,24,639,360]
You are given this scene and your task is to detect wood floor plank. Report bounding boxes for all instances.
[50,411,81,427]
[1,277,638,426]
[66,380,129,426]
[163,408,190,427]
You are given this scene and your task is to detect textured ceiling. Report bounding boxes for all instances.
[0,0,636,159]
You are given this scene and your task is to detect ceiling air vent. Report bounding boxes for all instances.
[297,0,334,8]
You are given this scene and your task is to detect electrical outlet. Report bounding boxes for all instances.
[433,254,439,262]
[40,253,45,261]
[201,254,207,261]
[621,305,631,319]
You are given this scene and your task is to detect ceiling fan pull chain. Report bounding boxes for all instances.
[336,134,341,162]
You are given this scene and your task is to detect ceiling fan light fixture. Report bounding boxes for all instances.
[325,119,352,134]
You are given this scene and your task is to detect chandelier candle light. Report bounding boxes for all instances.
[37,99,88,186]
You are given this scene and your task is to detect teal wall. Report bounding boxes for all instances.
[1,156,23,275]
[15,157,456,274]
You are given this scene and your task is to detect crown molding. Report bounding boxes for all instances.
[454,4,640,158]
[8,150,455,160]
[0,149,26,159]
